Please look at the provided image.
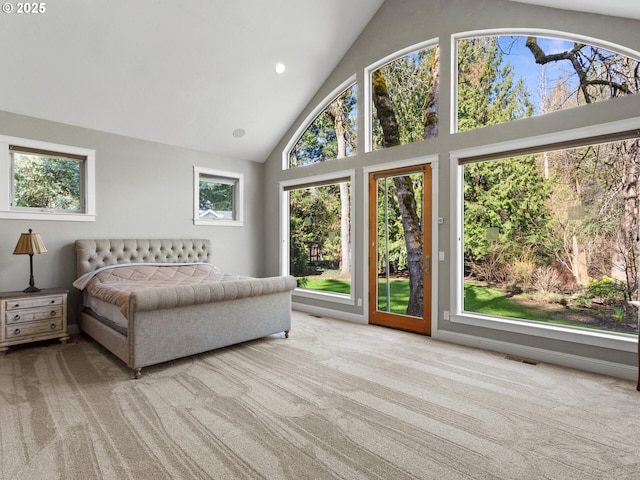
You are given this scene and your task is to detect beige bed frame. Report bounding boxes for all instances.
[75,239,295,378]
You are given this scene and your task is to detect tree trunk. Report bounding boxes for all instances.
[340,183,351,274]
[372,70,424,317]
[423,49,439,139]
[393,175,424,316]
[326,97,351,274]
[572,235,588,287]
[610,142,638,298]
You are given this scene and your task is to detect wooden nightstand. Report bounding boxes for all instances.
[0,288,69,353]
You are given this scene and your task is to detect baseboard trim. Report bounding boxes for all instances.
[292,304,367,325]
[435,329,637,382]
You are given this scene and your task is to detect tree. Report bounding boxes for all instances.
[457,37,533,131]
[525,37,640,295]
[289,85,356,167]
[464,156,552,275]
[369,46,439,317]
[372,46,439,148]
[372,69,425,316]
[325,95,351,274]
[288,86,356,280]
[458,37,546,281]
[525,37,638,105]
[13,154,81,210]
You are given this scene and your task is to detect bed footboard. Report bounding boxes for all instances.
[129,291,292,373]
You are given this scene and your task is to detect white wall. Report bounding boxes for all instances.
[0,110,266,326]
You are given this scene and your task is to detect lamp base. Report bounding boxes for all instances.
[23,285,41,293]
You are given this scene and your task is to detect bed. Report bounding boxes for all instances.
[73,239,297,378]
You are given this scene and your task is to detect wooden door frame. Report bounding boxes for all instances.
[368,164,432,335]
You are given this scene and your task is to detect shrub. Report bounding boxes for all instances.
[468,245,510,285]
[587,276,626,305]
[507,258,536,290]
[571,295,592,308]
[532,265,562,293]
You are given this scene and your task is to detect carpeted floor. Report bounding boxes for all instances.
[1,311,639,480]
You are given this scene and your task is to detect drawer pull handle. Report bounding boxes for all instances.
[50,323,56,330]
[50,310,56,316]
[14,328,20,335]
[14,303,19,308]
[50,300,55,304]
[13,314,20,321]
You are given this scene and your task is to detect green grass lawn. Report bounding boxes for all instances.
[300,277,409,314]
[301,277,632,332]
[376,279,410,314]
[298,278,351,294]
[463,283,560,322]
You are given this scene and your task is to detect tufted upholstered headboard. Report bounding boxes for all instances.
[75,239,212,277]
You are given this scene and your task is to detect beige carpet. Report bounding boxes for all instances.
[1,311,639,480]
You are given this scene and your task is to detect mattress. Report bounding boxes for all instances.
[73,262,298,319]
[84,293,128,334]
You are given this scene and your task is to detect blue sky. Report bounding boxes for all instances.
[495,35,579,113]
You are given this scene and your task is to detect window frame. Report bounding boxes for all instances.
[282,75,357,170]
[193,166,244,226]
[0,135,95,222]
[448,117,640,354]
[280,169,356,305]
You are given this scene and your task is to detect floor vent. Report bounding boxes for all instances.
[505,355,538,365]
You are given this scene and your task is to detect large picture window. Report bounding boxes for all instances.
[461,135,639,337]
[282,173,353,302]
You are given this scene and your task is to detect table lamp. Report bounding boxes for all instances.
[13,229,48,293]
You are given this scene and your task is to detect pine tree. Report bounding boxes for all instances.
[458,37,549,280]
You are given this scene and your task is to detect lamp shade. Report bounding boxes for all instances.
[13,229,47,255]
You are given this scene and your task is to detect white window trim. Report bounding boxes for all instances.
[449,117,640,353]
[450,28,640,135]
[282,75,357,170]
[0,134,96,222]
[279,169,356,304]
[363,37,439,154]
[193,166,244,226]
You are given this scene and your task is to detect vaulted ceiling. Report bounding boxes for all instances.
[1,1,638,162]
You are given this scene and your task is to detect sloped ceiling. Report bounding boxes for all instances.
[0,0,385,162]
[509,0,640,21]
[0,1,637,162]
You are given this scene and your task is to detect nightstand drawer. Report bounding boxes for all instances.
[4,295,64,311]
[6,318,63,339]
[5,306,63,324]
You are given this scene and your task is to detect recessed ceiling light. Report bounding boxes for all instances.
[275,63,286,74]
[232,128,245,138]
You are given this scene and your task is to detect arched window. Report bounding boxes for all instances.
[369,43,439,151]
[456,33,640,132]
[287,82,357,168]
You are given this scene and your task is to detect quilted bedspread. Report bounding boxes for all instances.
[73,263,297,318]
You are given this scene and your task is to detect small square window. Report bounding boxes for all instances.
[194,167,243,226]
[0,136,95,222]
